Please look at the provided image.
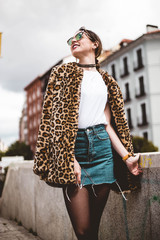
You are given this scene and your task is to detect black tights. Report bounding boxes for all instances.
[63,184,110,240]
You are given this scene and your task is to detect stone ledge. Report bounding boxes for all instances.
[0,152,160,240]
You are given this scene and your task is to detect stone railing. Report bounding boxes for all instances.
[0,152,160,240]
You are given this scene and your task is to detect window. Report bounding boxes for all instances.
[25,121,28,129]
[138,103,148,127]
[29,121,32,129]
[37,86,41,97]
[37,99,41,111]
[134,48,144,71]
[137,49,143,67]
[143,132,148,140]
[32,91,36,100]
[111,64,116,80]
[34,133,37,141]
[120,57,129,78]
[124,83,131,102]
[24,134,28,144]
[28,95,32,103]
[136,76,146,98]
[139,76,145,95]
[127,108,133,129]
[141,103,147,125]
[30,135,33,143]
[29,107,32,116]
[33,117,36,127]
[33,104,35,114]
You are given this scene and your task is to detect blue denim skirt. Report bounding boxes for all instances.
[74,123,117,187]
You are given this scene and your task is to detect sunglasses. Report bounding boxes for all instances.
[67,30,88,46]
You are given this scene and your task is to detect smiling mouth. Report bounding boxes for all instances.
[72,43,80,50]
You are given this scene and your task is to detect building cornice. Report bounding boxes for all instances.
[101,31,160,66]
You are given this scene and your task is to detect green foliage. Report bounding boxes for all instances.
[132,136,158,153]
[5,141,33,160]
[4,166,9,176]
[18,220,22,226]
[0,150,5,161]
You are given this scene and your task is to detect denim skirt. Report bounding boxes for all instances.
[74,123,117,186]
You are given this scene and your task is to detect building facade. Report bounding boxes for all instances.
[22,60,63,153]
[24,77,42,152]
[101,26,160,150]
[19,99,28,144]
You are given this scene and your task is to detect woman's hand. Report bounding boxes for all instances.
[125,153,142,176]
[74,157,81,185]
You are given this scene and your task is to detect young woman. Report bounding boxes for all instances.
[33,27,142,240]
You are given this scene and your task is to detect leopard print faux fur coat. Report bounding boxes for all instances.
[33,62,141,193]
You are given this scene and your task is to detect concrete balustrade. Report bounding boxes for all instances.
[0,152,160,240]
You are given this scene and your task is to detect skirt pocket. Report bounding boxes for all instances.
[94,129,109,140]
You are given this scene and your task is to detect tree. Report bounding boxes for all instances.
[132,136,158,153]
[5,141,33,160]
[0,150,5,161]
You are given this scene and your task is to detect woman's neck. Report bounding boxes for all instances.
[78,56,97,71]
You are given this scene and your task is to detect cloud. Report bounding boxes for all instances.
[0,86,25,146]
[0,0,160,93]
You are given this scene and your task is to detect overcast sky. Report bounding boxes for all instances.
[0,0,160,147]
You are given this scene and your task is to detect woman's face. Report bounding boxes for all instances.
[69,31,97,59]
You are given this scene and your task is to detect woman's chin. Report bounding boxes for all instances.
[71,50,82,59]
[72,53,80,59]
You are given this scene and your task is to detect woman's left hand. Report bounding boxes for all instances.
[125,153,142,175]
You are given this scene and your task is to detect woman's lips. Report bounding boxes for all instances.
[72,43,80,50]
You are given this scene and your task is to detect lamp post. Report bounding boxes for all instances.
[0,32,2,57]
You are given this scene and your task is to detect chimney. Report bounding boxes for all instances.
[146,24,158,33]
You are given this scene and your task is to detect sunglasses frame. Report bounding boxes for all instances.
[67,30,90,46]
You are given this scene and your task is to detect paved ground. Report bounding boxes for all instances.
[0,217,42,240]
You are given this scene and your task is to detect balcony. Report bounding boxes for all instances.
[124,95,131,103]
[135,89,146,98]
[133,60,144,72]
[120,68,130,78]
[137,116,148,127]
[137,120,148,127]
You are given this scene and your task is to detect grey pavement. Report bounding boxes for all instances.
[0,217,42,240]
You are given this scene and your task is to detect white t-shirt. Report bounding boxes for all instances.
[78,70,108,128]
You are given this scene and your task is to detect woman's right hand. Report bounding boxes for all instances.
[125,153,142,176]
[74,157,81,185]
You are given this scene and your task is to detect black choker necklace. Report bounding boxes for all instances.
[77,63,97,68]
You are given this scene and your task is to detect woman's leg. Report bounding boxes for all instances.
[89,183,111,239]
[63,185,91,240]
[63,183,110,240]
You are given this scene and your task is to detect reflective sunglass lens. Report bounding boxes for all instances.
[67,31,84,46]
[75,32,83,41]
[67,37,73,46]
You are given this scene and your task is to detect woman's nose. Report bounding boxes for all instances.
[71,38,77,45]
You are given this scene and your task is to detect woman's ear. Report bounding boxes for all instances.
[92,41,99,49]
